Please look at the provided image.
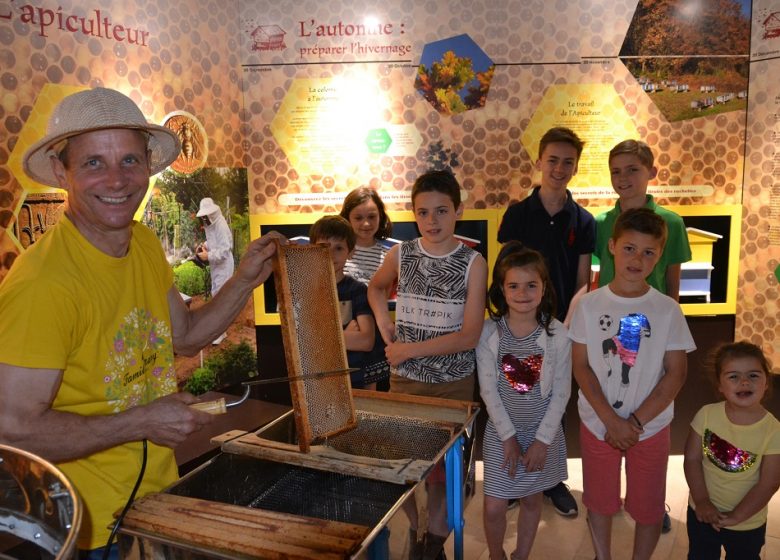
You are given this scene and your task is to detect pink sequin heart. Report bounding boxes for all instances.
[501,353,543,393]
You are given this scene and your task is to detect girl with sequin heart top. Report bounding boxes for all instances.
[476,241,572,560]
[683,341,780,560]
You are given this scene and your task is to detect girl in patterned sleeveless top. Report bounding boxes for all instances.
[683,342,779,560]
[477,242,572,560]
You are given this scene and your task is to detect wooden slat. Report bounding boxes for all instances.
[219,432,433,484]
[121,493,368,560]
[351,389,479,425]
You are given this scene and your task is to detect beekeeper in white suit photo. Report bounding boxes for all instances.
[195,197,235,344]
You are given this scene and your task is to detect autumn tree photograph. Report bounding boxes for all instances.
[619,0,751,121]
[415,33,495,115]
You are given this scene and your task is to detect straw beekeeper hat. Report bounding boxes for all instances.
[23,87,181,187]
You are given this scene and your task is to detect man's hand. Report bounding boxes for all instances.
[136,392,214,448]
[235,232,286,289]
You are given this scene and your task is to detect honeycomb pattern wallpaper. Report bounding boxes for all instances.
[1,0,777,365]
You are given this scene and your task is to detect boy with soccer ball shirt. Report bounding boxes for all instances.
[570,208,695,560]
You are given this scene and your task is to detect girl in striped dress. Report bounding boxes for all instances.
[340,187,392,286]
[477,242,572,560]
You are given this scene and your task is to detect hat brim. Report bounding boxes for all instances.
[196,204,221,217]
[23,124,181,188]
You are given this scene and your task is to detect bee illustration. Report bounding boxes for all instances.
[178,121,196,162]
[164,113,207,175]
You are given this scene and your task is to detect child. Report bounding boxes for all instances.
[477,242,571,560]
[340,187,393,286]
[498,126,595,325]
[309,215,381,389]
[498,125,593,515]
[569,208,696,560]
[683,341,780,560]
[368,169,487,559]
[596,139,691,300]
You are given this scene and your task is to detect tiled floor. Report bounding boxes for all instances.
[444,455,780,559]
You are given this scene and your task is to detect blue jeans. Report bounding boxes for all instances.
[686,506,765,560]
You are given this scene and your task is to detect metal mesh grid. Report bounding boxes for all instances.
[246,467,405,526]
[323,411,454,461]
[171,454,406,527]
[276,244,354,443]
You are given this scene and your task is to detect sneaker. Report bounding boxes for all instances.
[662,504,672,534]
[544,482,578,517]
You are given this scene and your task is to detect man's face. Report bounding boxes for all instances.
[52,129,151,244]
[536,142,579,192]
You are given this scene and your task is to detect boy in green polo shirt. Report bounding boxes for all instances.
[595,140,691,300]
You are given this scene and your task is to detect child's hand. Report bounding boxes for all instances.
[694,499,724,527]
[713,511,738,530]
[344,319,360,332]
[501,437,523,479]
[384,341,411,366]
[604,417,642,450]
[520,439,549,473]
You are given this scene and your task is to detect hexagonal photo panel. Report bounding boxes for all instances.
[619,0,750,122]
[415,34,495,115]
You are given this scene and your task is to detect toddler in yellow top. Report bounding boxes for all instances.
[683,341,780,559]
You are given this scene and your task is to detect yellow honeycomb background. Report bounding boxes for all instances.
[1,0,244,279]
[736,58,779,359]
[2,0,776,364]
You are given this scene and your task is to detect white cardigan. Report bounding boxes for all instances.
[476,317,572,445]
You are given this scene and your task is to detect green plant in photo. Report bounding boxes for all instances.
[173,260,208,296]
[205,340,258,387]
[183,367,217,396]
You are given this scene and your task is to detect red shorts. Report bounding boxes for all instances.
[580,423,670,525]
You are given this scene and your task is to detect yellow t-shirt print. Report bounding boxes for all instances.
[104,307,176,413]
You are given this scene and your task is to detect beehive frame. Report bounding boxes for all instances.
[272,240,356,452]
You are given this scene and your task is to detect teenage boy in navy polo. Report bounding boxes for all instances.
[497,126,596,517]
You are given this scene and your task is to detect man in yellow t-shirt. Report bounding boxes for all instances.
[0,88,281,556]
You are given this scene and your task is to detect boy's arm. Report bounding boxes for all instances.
[367,245,399,345]
[575,252,592,293]
[563,253,592,326]
[683,426,723,525]
[631,349,687,427]
[564,284,587,327]
[572,341,640,450]
[665,263,681,301]
[384,255,487,365]
[719,453,780,529]
[343,314,375,352]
